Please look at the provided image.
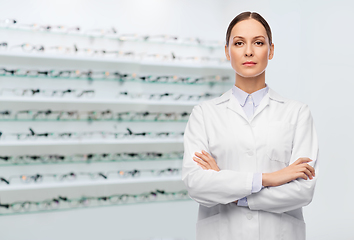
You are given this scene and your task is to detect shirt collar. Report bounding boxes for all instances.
[232,84,269,107]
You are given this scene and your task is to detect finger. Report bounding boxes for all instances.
[295,157,312,165]
[202,150,212,159]
[302,168,313,180]
[305,164,316,177]
[195,152,210,163]
[201,150,218,168]
[299,157,312,163]
[194,151,203,158]
[200,151,213,165]
[193,156,210,169]
[297,165,312,179]
[193,156,207,165]
[298,173,308,180]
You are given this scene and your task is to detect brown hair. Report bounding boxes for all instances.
[225,11,272,47]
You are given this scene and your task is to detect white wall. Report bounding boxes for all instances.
[0,0,353,239]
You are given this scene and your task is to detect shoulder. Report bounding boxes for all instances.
[269,88,314,123]
[193,89,232,114]
[269,87,309,110]
[198,89,232,108]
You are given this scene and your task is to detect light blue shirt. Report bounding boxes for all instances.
[232,84,269,206]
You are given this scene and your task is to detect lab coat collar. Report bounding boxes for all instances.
[214,86,286,122]
[214,86,286,105]
[232,84,269,107]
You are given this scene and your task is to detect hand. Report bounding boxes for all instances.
[262,157,316,187]
[193,150,220,172]
[194,151,240,205]
[194,151,239,204]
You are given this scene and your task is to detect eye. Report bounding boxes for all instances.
[234,42,243,46]
[255,41,264,46]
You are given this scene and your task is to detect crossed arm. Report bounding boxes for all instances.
[193,150,316,204]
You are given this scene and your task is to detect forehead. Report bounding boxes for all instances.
[230,18,267,39]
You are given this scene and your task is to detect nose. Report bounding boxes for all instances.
[245,45,253,57]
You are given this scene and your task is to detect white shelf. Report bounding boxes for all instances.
[0,52,232,70]
[0,97,199,106]
[0,26,224,49]
[0,138,184,146]
[0,175,183,192]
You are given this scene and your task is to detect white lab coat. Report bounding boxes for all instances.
[182,87,319,240]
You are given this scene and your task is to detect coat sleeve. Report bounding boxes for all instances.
[182,104,254,208]
[247,104,319,214]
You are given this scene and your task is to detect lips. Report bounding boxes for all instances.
[243,61,256,67]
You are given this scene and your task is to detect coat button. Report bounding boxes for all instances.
[246,213,253,220]
[247,151,254,156]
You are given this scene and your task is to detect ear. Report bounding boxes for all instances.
[225,45,230,61]
[268,43,274,60]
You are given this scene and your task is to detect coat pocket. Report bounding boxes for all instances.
[280,213,306,240]
[266,121,295,165]
[196,214,220,240]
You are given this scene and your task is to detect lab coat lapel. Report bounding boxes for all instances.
[249,92,270,122]
[224,89,249,122]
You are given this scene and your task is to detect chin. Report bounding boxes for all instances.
[236,71,263,78]
[235,67,266,78]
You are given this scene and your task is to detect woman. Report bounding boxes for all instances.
[182,11,319,240]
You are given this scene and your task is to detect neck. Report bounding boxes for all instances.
[234,71,266,94]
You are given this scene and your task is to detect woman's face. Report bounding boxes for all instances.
[225,18,274,78]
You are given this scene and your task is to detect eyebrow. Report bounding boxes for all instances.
[233,35,265,40]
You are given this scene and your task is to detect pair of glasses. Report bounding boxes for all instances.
[0,88,95,98]
[117,91,220,101]
[13,109,82,121]
[10,43,79,54]
[0,68,52,77]
[0,110,10,119]
[0,151,183,165]
[138,74,230,84]
[116,111,190,121]
[0,19,17,26]
[15,109,71,120]
[1,154,66,164]
[5,42,124,57]
[1,174,55,184]
[0,128,184,141]
[0,189,189,213]
[1,172,104,184]
[0,19,81,33]
[0,68,130,80]
[10,43,45,52]
[0,42,8,50]
[113,167,180,178]
[123,128,184,139]
[48,70,130,80]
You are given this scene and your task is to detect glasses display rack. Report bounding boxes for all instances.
[0,21,233,217]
